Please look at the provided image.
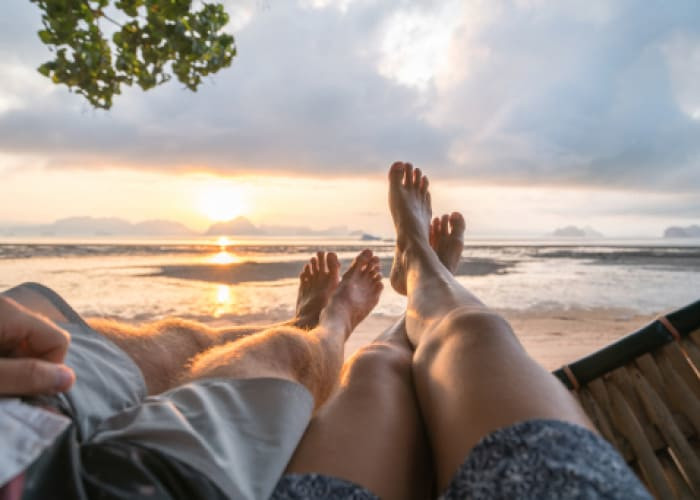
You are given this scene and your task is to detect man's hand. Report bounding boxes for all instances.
[0,296,75,395]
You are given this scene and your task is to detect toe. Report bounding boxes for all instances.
[301,264,311,282]
[327,252,340,274]
[389,162,405,184]
[403,163,414,187]
[365,256,380,274]
[420,175,429,194]
[430,217,439,247]
[412,167,422,188]
[349,249,373,274]
[310,256,319,275]
[449,212,466,237]
[441,214,450,237]
[317,251,326,274]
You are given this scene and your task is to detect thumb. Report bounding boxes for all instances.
[0,359,75,396]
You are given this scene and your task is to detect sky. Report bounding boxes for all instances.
[0,0,699,237]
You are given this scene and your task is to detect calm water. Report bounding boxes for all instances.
[1,237,699,324]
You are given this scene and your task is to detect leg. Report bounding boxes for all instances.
[282,213,466,500]
[284,321,431,500]
[182,249,383,408]
[387,162,593,490]
[88,251,341,394]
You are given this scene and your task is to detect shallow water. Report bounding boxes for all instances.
[1,237,698,323]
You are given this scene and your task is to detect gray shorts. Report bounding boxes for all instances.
[4,283,314,500]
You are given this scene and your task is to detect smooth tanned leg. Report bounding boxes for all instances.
[285,322,432,500]
[387,162,593,491]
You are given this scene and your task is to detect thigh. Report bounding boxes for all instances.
[283,342,432,500]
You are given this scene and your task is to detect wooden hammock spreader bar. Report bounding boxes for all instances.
[553,300,700,390]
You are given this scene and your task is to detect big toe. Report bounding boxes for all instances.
[449,212,466,238]
[389,162,406,185]
[347,249,373,275]
[327,252,340,275]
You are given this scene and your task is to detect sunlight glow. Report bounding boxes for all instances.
[216,284,231,304]
[197,181,250,222]
[209,251,241,265]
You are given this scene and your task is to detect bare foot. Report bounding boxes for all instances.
[319,249,383,339]
[430,212,465,274]
[388,161,433,295]
[295,251,340,329]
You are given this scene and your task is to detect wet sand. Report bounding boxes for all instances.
[148,256,513,285]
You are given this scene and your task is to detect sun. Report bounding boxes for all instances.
[197,181,250,222]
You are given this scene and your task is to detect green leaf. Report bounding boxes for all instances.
[32,0,236,109]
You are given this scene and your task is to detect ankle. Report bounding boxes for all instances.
[319,306,353,339]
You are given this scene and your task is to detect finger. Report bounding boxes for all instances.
[0,297,70,363]
[0,359,75,396]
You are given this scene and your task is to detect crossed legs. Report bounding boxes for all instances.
[285,212,466,500]
[285,162,595,498]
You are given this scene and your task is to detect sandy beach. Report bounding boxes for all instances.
[209,306,655,371]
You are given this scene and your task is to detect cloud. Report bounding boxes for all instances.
[0,0,699,191]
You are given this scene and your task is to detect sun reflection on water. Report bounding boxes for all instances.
[208,236,242,265]
[214,284,233,317]
[210,251,240,265]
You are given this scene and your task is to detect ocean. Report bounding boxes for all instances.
[2,237,699,327]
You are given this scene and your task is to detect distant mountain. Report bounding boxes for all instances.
[551,226,603,238]
[205,217,369,238]
[259,224,351,237]
[206,216,265,236]
[2,217,195,236]
[663,225,700,238]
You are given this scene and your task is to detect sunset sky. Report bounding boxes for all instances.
[1,0,699,237]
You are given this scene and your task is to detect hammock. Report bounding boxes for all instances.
[552,300,700,498]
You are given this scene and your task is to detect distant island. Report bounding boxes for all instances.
[2,217,196,237]
[663,225,700,238]
[206,217,264,236]
[0,215,376,240]
[551,226,603,238]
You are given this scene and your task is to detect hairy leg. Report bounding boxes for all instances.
[284,213,465,500]
[388,162,593,491]
[182,250,383,408]
[88,252,341,394]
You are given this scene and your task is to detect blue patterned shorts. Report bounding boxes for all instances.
[271,419,651,499]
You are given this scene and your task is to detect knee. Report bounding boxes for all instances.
[415,308,516,365]
[343,342,413,384]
